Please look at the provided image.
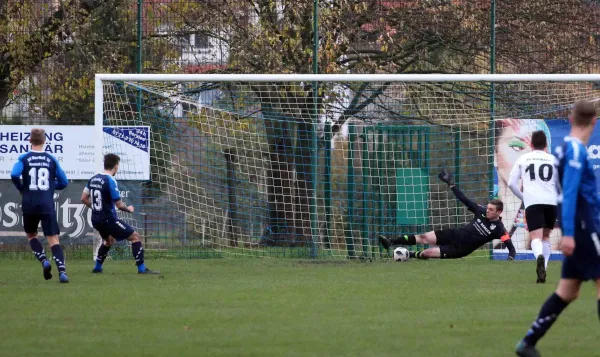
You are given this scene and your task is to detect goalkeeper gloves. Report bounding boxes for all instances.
[438,170,455,186]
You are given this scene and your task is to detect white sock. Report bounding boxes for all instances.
[542,240,551,269]
[531,238,543,259]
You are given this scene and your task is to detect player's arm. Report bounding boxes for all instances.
[438,170,480,212]
[438,170,483,213]
[81,185,91,208]
[114,200,134,213]
[450,186,482,213]
[108,178,134,213]
[52,158,69,190]
[507,161,524,201]
[10,159,24,192]
[560,143,585,253]
[500,231,516,260]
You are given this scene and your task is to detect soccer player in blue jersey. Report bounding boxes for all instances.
[10,128,69,283]
[515,100,600,357]
[81,153,158,275]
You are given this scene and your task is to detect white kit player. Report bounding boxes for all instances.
[508,130,558,283]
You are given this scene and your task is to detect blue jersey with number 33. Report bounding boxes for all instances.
[10,151,68,215]
[85,173,122,222]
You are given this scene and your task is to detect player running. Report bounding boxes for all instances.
[515,100,600,357]
[10,128,70,283]
[508,130,558,283]
[81,153,158,275]
[379,171,516,260]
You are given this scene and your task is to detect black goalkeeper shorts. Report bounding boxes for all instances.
[434,229,481,259]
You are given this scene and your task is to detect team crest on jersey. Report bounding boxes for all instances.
[490,224,496,230]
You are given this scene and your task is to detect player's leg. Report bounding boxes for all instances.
[127,231,159,274]
[529,228,544,258]
[408,242,479,260]
[408,246,440,260]
[108,219,158,274]
[541,205,557,271]
[516,258,582,357]
[541,230,552,271]
[595,279,600,322]
[436,244,477,260]
[525,205,546,283]
[378,230,439,249]
[23,214,53,280]
[42,214,68,283]
[46,235,68,283]
[92,234,114,273]
[531,228,546,284]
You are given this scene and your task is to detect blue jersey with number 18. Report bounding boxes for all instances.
[10,151,68,215]
[84,173,122,222]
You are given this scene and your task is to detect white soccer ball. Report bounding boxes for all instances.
[393,247,410,262]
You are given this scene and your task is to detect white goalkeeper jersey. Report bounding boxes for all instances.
[507,150,558,208]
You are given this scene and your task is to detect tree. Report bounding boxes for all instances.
[3,0,600,247]
[495,0,600,74]
[0,0,109,123]
[160,0,495,245]
[0,0,179,124]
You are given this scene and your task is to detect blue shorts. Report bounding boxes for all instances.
[23,213,60,236]
[561,230,600,281]
[92,219,135,242]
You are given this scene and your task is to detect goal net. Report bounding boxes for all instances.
[95,74,600,260]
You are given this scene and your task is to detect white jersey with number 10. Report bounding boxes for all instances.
[508,150,558,208]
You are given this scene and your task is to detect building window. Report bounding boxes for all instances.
[193,33,210,50]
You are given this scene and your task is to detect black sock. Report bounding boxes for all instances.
[29,238,47,264]
[51,245,66,274]
[523,293,569,346]
[392,234,416,245]
[504,238,516,259]
[131,241,144,267]
[597,300,600,322]
[409,251,428,260]
[96,244,111,265]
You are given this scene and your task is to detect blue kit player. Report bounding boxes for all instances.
[11,128,69,283]
[81,153,158,275]
[516,100,600,357]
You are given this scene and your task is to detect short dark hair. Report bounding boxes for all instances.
[531,130,547,150]
[572,100,597,127]
[30,128,45,146]
[489,199,503,212]
[104,153,120,170]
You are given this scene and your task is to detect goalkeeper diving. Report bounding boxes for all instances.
[379,171,516,260]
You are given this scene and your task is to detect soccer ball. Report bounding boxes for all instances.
[393,247,410,262]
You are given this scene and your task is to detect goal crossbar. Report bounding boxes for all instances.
[95,73,600,83]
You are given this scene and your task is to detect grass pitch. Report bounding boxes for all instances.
[0,258,597,357]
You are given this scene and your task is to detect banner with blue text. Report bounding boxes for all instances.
[0,126,150,180]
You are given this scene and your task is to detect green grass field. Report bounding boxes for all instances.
[1,258,598,357]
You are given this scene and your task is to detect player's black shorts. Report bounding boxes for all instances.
[562,226,600,281]
[561,255,600,281]
[92,219,135,241]
[23,213,60,236]
[525,204,557,231]
[434,229,481,259]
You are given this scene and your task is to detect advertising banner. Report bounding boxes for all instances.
[0,126,150,180]
[492,118,600,260]
[0,181,142,244]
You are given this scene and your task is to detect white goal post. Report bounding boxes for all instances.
[94,73,600,260]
